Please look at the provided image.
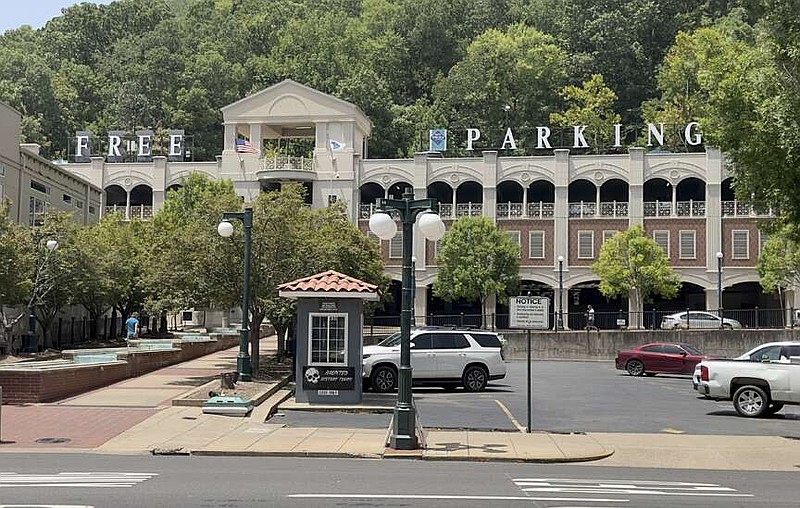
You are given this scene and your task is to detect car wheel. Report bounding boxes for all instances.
[371,365,397,393]
[626,359,645,377]
[462,365,488,392]
[733,385,769,417]
[766,402,784,415]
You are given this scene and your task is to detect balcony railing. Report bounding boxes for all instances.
[721,201,773,217]
[259,155,313,171]
[358,203,400,220]
[568,201,596,218]
[496,202,555,219]
[455,203,483,217]
[104,204,153,220]
[643,200,706,217]
[599,201,628,217]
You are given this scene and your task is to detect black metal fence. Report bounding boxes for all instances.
[365,307,795,337]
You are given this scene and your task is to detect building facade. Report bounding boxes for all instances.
[1,102,103,226]
[61,80,786,328]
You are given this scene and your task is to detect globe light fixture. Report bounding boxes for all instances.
[368,212,397,240]
[217,220,234,238]
[417,211,445,241]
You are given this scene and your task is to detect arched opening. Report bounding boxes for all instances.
[426,284,483,327]
[455,181,483,217]
[165,184,182,199]
[723,282,783,328]
[646,282,707,328]
[497,181,524,218]
[260,181,313,205]
[360,182,384,204]
[566,281,625,330]
[643,178,673,217]
[129,185,153,220]
[599,178,629,217]
[388,182,412,200]
[675,177,705,217]
[568,179,597,217]
[721,178,735,201]
[527,180,555,218]
[104,185,126,207]
[427,181,454,218]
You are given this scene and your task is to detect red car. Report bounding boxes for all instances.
[615,342,709,376]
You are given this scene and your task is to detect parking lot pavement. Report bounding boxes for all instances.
[407,360,800,437]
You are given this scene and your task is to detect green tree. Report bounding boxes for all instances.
[757,226,800,312]
[146,173,242,330]
[550,74,622,150]
[433,216,520,322]
[433,23,569,151]
[592,226,680,328]
[0,200,33,348]
[247,184,388,369]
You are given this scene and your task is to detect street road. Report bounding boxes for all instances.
[410,360,800,436]
[0,454,796,507]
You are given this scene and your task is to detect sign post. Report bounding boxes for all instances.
[509,296,550,433]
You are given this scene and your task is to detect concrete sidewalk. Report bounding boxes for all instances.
[3,339,800,470]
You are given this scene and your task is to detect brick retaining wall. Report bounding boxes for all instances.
[0,334,240,403]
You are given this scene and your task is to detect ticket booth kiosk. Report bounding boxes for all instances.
[278,270,378,404]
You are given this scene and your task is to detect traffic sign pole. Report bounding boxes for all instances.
[526,328,531,433]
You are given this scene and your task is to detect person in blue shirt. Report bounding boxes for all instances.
[125,312,140,341]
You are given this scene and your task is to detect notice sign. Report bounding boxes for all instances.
[302,366,356,391]
[509,296,550,329]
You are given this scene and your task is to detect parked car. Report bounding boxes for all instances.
[615,342,710,376]
[660,310,742,330]
[362,327,507,392]
[695,355,800,417]
[693,341,800,390]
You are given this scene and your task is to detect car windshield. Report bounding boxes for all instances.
[680,344,702,355]
[377,333,401,347]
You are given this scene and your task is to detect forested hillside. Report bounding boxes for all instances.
[0,0,756,161]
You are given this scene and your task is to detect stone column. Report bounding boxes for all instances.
[414,284,428,327]
[223,123,236,152]
[705,148,724,275]
[483,151,498,222]
[628,148,644,227]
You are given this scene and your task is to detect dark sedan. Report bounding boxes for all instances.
[615,342,709,376]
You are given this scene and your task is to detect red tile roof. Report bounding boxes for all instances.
[278,270,378,295]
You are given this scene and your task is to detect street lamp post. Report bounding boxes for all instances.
[556,255,564,331]
[716,251,723,327]
[218,208,254,381]
[369,190,445,450]
[411,255,417,327]
[26,239,58,353]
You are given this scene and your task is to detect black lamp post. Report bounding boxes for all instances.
[218,208,254,381]
[556,255,564,331]
[716,251,723,327]
[26,239,58,353]
[369,190,445,450]
[411,255,417,327]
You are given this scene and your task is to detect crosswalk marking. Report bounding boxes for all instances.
[0,472,158,488]
[512,478,752,498]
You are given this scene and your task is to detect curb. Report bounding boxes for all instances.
[420,449,615,463]
[190,450,383,459]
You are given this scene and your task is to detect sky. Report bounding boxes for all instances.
[1,1,114,34]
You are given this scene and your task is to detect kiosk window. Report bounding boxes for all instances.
[309,313,347,364]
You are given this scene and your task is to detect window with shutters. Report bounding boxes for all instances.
[506,231,521,257]
[578,231,594,259]
[679,230,696,259]
[732,230,749,259]
[653,230,670,257]
[529,231,545,259]
[602,230,617,244]
[389,230,403,259]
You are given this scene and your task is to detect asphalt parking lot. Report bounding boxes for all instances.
[275,360,799,437]
[413,360,800,436]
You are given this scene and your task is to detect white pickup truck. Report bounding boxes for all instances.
[696,350,800,417]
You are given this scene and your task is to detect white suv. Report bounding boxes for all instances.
[362,327,507,392]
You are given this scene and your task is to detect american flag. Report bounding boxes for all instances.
[235,138,259,154]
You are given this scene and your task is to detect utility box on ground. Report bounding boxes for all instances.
[278,270,378,405]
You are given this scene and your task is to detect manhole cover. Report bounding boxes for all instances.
[35,437,72,444]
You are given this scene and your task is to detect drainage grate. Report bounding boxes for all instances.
[35,437,72,444]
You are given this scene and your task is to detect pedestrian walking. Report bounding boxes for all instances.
[586,305,595,330]
[125,312,140,342]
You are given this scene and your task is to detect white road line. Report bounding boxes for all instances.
[494,399,526,432]
[0,472,158,489]
[0,505,94,508]
[287,494,629,502]
[511,478,752,498]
